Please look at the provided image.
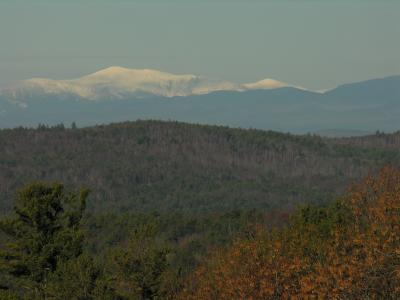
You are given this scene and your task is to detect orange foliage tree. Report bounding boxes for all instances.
[179,166,400,299]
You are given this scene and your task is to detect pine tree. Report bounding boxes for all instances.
[0,182,89,298]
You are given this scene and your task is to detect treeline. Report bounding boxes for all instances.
[1,168,399,299]
[1,120,400,215]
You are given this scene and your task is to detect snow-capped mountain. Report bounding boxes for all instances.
[0,70,400,134]
[1,66,292,101]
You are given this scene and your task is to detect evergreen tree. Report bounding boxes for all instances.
[106,224,171,299]
[0,183,89,298]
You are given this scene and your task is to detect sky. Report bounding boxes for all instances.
[0,0,399,90]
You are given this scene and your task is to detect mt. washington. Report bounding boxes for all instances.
[0,67,399,135]
[2,67,293,101]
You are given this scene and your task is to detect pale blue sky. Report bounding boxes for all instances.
[0,0,399,90]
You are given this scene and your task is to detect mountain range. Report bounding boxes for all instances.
[0,67,399,134]
[1,66,298,100]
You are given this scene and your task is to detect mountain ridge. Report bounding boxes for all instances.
[1,66,293,100]
[0,69,399,134]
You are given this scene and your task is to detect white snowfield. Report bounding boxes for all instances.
[1,66,302,100]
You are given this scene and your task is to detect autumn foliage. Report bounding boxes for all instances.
[180,167,400,299]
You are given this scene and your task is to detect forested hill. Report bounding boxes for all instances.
[1,121,399,214]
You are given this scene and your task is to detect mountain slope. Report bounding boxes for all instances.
[325,75,400,105]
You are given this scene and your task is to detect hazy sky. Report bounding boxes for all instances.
[1,0,399,90]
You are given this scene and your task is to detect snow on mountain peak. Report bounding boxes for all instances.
[77,67,202,95]
[85,66,196,82]
[242,78,289,90]
[2,67,303,101]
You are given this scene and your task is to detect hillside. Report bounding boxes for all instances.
[1,120,399,215]
[1,123,399,298]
